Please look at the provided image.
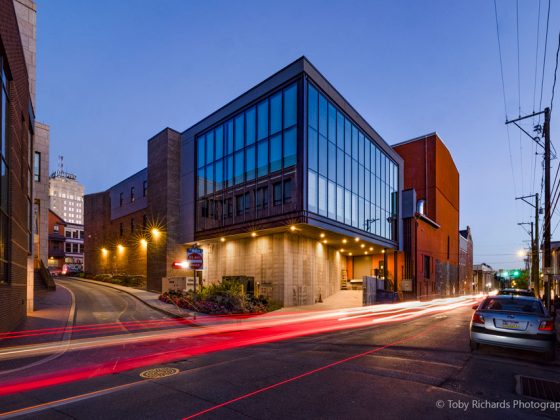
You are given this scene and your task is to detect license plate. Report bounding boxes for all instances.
[500,320,520,329]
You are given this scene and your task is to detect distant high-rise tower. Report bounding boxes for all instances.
[49,156,85,224]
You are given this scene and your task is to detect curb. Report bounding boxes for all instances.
[65,277,189,320]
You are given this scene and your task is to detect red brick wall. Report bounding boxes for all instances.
[0,0,33,332]
[394,134,460,298]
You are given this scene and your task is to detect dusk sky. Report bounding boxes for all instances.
[36,0,560,269]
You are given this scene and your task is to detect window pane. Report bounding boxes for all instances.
[206,131,214,164]
[284,179,293,203]
[328,103,336,143]
[257,139,268,177]
[308,84,318,130]
[197,167,205,198]
[337,185,344,222]
[318,176,327,216]
[352,160,358,194]
[359,164,365,197]
[318,94,327,137]
[234,114,244,151]
[358,132,365,165]
[246,145,255,181]
[318,135,328,177]
[352,194,358,227]
[328,181,336,220]
[359,198,364,231]
[328,142,336,182]
[257,100,268,140]
[365,170,370,201]
[270,92,282,134]
[270,134,282,172]
[365,138,370,169]
[344,190,351,225]
[337,148,344,185]
[344,118,351,155]
[283,127,296,168]
[1,88,6,158]
[197,136,205,168]
[283,84,297,128]
[226,155,233,187]
[308,170,317,213]
[246,107,256,145]
[206,164,214,194]
[336,111,344,150]
[308,127,318,171]
[345,154,351,190]
[352,125,358,160]
[273,182,282,206]
[226,120,234,155]
[215,159,223,191]
[234,150,244,184]
[215,126,223,160]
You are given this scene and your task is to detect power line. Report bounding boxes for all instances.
[493,0,518,197]
[551,31,560,112]
[538,0,551,116]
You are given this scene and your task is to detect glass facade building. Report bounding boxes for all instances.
[188,57,401,248]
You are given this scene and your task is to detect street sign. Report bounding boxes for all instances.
[187,247,203,270]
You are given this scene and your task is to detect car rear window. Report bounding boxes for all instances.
[480,298,544,314]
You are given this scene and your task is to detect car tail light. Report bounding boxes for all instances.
[539,320,554,331]
[472,313,485,325]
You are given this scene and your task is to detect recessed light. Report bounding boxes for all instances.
[342,239,347,244]
[220,237,226,242]
[251,232,257,237]
[320,233,325,238]
[355,237,360,242]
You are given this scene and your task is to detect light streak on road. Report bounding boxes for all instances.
[0,295,482,399]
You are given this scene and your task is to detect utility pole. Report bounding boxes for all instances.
[516,194,540,296]
[518,221,535,290]
[507,108,551,308]
[543,107,551,309]
[535,193,540,296]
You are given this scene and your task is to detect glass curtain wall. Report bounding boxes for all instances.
[196,82,297,228]
[307,82,398,241]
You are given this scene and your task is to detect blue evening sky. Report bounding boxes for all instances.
[36,0,560,269]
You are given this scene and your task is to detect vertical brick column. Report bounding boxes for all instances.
[147,128,182,292]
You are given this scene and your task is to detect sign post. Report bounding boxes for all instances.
[187,247,203,295]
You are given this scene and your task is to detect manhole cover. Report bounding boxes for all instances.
[139,367,180,379]
[516,375,560,402]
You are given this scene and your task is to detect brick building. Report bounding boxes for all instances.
[393,133,461,299]
[459,226,474,294]
[85,58,404,306]
[0,0,35,331]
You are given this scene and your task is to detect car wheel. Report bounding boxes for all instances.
[469,340,479,351]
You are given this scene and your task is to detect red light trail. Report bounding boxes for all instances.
[0,295,480,401]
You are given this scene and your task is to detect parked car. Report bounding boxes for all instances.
[497,288,535,297]
[470,295,556,360]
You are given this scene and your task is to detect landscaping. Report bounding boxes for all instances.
[90,273,147,289]
[159,279,281,314]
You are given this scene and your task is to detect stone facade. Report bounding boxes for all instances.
[33,121,49,267]
[202,233,345,305]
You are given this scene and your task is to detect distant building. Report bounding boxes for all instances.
[473,263,496,293]
[47,209,84,274]
[49,156,85,225]
[459,226,474,294]
[0,0,36,331]
[393,133,460,299]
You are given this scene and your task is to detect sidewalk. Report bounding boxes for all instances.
[68,277,196,319]
[0,286,73,348]
[274,290,363,313]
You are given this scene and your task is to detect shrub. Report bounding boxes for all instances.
[159,281,281,315]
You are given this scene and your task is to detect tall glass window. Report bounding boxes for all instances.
[306,81,398,240]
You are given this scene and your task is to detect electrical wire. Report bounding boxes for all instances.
[551,31,560,112]
[493,0,518,199]
[538,0,551,117]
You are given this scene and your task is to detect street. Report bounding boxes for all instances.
[0,280,558,419]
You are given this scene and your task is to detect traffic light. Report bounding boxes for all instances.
[512,270,520,278]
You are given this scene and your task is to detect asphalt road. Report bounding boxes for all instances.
[0,288,559,419]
